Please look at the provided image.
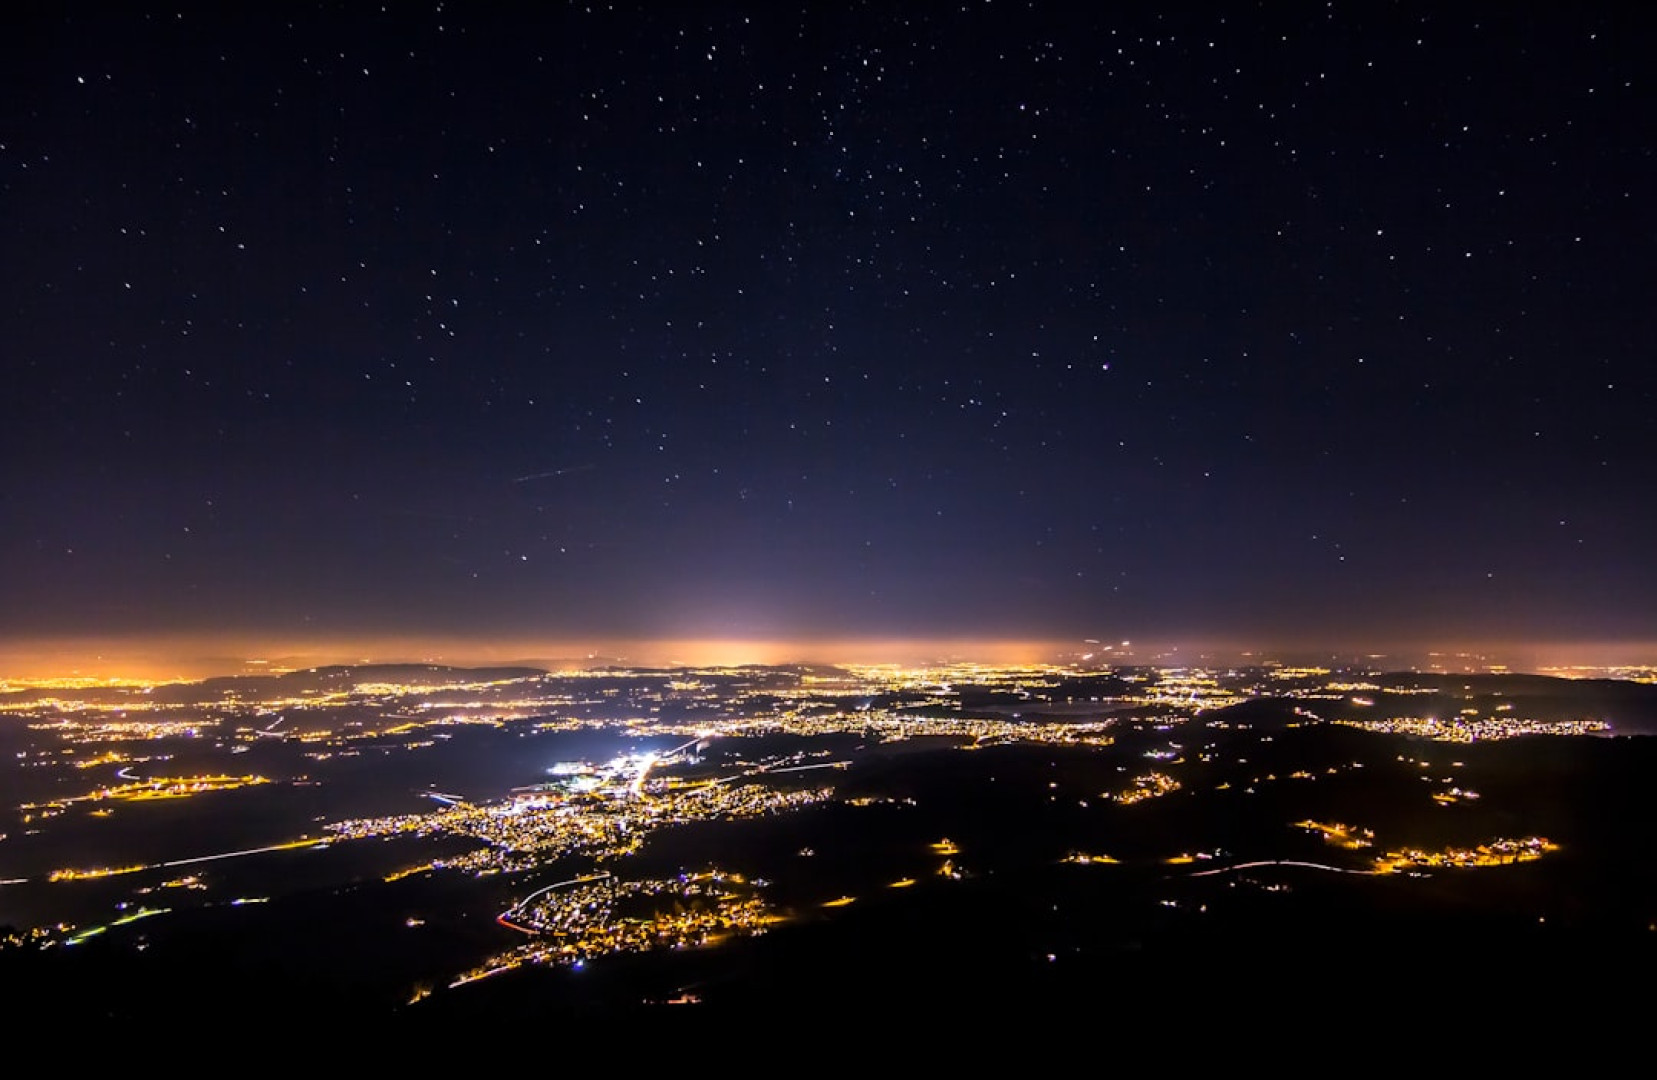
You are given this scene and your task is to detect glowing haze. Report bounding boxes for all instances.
[3,6,1653,669]
[4,632,1654,684]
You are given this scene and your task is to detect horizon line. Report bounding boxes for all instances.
[1,631,1654,681]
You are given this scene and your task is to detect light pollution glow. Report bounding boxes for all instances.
[0,634,1078,681]
[0,632,1654,682]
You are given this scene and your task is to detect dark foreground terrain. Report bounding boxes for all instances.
[5,663,1655,1033]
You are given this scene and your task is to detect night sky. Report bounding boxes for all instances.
[5,3,1655,661]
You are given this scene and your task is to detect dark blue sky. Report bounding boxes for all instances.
[4,2,1655,653]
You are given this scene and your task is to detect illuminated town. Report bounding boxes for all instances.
[2,655,1653,1015]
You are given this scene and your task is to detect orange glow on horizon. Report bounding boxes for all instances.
[0,632,1651,682]
[0,633,1078,681]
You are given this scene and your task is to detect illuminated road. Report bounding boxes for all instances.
[17,836,337,885]
[663,735,707,759]
[629,753,658,799]
[64,906,168,946]
[159,836,334,869]
[1185,859,1378,878]
[499,872,612,933]
[627,735,711,798]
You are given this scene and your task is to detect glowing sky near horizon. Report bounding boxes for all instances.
[3,4,1654,653]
